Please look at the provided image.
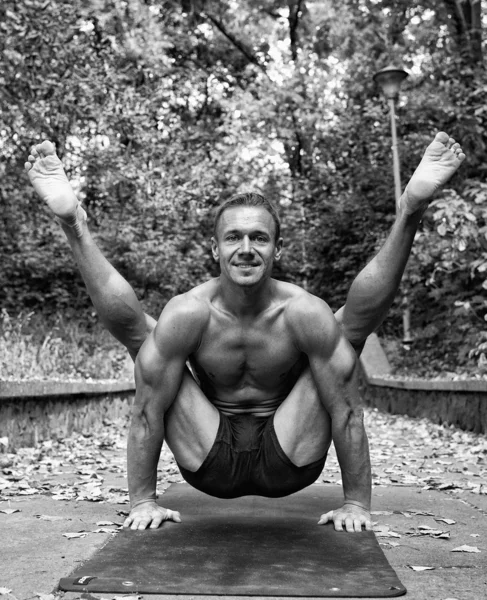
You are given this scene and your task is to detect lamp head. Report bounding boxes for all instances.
[373,65,409,99]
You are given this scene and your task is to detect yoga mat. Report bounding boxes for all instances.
[59,483,406,597]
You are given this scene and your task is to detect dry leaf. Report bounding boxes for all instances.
[470,534,480,538]
[62,532,87,539]
[371,510,393,516]
[0,588,12,595]
[409,565,435,571]
[96,520,116,526]
[35,593,56,600]
[435,518,456,525]
[373,525,401,538]
[0,508,20,515]
[451,545,481,553]
[35,515,65,521]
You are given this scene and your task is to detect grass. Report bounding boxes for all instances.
[0,309,133,381]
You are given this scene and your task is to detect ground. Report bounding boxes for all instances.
[1,408,486,600]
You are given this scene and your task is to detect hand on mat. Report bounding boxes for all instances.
[317,503,371,532]
[123,501,182,530]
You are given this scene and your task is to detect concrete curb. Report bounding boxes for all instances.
[0,379,135,399]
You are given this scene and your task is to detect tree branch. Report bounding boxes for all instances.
[200,10,269,77]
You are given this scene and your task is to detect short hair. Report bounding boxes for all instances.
[213,193,281,241]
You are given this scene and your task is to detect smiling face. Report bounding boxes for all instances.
[211,206,283,288]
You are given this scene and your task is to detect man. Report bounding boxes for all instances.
[25,132,465,532]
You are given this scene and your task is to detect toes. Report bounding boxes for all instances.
[24,161,32,172]
[434,131,450,144]
[39,140,56,157]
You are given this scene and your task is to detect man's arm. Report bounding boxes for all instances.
[123,295,203,530]
[290,296,372,531]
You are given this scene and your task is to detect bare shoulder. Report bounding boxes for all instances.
[277,282,340,350]
[152,284,212,353]
[278,282,335,324]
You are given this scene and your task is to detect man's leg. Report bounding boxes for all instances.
[25,141,154,359]
[336,132,465,352]
[163,369,221,472]
[273,367,332,467]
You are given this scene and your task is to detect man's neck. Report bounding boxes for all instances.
[217,277,275,317]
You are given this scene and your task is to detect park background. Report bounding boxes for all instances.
[1,0,487,382]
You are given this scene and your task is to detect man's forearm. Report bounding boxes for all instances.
[127,415,165,506]
[332,411,372,510]
[342,202,422,344]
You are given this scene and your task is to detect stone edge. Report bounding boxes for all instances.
[0,380,135,399]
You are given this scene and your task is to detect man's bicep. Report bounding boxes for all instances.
[133,309,195,416]
[296,303,360,415]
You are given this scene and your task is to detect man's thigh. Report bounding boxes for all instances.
[164,369,220,472]
[273,367,332,467]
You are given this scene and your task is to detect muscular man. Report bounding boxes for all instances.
[25,132,465,532]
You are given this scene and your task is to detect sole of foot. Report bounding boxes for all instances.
[401,131,466,216]
[25,140,86,237]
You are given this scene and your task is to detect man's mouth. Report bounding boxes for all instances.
[234,263,258,269]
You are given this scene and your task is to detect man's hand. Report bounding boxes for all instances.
[318,503,372,532]
[123,500,182,530]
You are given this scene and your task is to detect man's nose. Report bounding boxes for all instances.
[240,235,252,253]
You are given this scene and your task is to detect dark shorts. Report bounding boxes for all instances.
[177,413,327,499]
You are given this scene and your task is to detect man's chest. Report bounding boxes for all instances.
[192,313,302,387]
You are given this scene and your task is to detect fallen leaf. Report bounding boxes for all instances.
[451,545,481,553]
[35,593,56,600]
[62,532,87,539]
[470,534,480,538]
[371,510,393,516]
[0,588,12,595]
[409,565,435,571]
[373,525,401,538]
[92,527,119,533]
[96,520,117,526]
[407,509,435,516]
[0,508,20,515]
[435,518,456,525]
[35,515,65,521]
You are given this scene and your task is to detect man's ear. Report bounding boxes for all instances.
[274,237,283,261]
[211,237,219,261]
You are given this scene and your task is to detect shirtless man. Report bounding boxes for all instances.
[25,132,465,533]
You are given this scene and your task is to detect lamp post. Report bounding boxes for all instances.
[373,64,413,343]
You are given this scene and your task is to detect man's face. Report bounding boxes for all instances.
[211,206,283,288]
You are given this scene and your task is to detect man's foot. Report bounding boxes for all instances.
[401,131,466,216]
[25,140,86,237]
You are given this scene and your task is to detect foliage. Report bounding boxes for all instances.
[0,310,133,380]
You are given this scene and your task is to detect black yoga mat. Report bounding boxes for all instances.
[59,483,406,597]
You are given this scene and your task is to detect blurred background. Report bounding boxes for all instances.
[1,0,486,381]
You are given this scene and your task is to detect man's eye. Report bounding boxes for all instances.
[226,235,238,241]
[256,236,268,243]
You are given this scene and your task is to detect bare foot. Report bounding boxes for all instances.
[25,140,86,237]
[401,132,466,216]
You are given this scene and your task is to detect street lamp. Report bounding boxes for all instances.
[373,64,413,344]
[373,65,409,212]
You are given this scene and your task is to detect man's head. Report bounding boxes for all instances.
[213,193,281,243]
[211,193,283,288]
